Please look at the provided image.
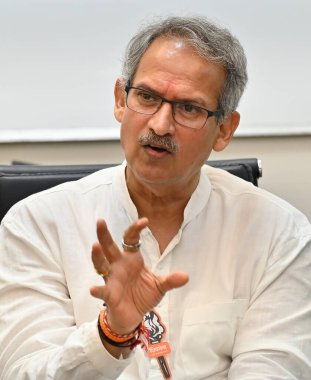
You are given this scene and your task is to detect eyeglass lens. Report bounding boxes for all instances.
[126,87,209,129]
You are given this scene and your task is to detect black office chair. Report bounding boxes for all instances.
[0,158,261,222]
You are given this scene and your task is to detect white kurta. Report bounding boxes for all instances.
[0,163,310,379]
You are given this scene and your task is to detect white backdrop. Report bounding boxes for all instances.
[0,0,310,142]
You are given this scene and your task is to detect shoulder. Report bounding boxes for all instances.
[203,163,294,210]
[2,164,124,224]
[203,163,261,194]
[202,164,311,238]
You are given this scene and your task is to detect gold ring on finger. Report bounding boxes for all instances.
[95,268,110,278]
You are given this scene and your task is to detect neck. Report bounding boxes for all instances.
[125,167,200,253]
[126,165,200,213]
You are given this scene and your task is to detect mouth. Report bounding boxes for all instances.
[138,132,179,155]
[145,144,170,153]
[142,143,173,158]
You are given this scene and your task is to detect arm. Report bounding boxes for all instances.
[0,216,132,380]
[0,214,188,379]
[90,217,189,359]
[228,238,311,379]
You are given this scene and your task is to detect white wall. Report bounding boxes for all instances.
[1,136,310,221]
[1,0,311,141]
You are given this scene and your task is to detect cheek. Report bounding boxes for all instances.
[120,111,152,142]
[119,113,143,153]
[199,126,221,155]
[120,122,132,153]
[182,131,215,162]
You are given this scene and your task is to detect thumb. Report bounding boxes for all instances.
[158,271,189,293]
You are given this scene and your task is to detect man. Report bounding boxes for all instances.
[0,15,310,380]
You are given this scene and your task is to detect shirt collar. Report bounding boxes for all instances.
[182,166,212,228]
[113,162,212,227]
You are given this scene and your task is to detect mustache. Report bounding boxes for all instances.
[138,130,179,154]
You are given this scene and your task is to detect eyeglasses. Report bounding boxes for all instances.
[124,83,223,130]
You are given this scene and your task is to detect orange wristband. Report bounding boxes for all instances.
[99,308,142,344]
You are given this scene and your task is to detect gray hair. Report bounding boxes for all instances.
[121,16,248,122]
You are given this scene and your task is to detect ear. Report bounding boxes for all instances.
[213,111,240,152]
[114,79,126,122]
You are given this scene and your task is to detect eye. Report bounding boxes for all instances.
[178,103,200,114]
[137,90,157,103]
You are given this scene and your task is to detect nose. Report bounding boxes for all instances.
[146,102,176,136]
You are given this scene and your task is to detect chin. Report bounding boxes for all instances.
[137,170,170,184]
[129,163,174,185]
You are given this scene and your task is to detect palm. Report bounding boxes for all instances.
[90,218,188,334]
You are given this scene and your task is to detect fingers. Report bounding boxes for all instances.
[123,217,149,247]
[157,272,189,294]
[90,283,110,301]
[96,217,149,262]
[91,242,111,279]
[92,217,149,280]
[96,219,122,263]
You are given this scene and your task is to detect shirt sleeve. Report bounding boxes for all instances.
[228,233,311,379]
[0,213,132,380]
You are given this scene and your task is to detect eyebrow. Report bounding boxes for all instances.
[132,82,208,106]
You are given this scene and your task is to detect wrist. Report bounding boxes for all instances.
[98,308,143,349]
[106,309,140,336]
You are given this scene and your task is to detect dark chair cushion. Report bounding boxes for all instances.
[0,158,261,221]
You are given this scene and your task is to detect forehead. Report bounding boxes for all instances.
[133,37,226,103]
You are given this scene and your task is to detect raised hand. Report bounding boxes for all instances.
[90,217,189,335]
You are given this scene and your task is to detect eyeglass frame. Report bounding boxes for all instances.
[124,81,224,130]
